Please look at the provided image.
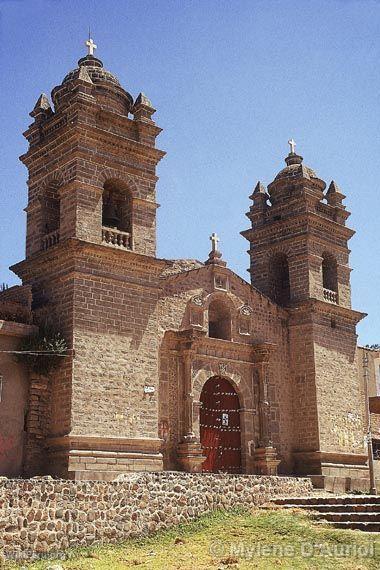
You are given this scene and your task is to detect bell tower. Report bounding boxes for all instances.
[12,39,167,478]
[242,142,368,491]
[22,42,164,260]
[242,141,352,308]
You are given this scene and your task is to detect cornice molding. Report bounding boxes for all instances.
[288,298,366,324]
[243,210,355,243]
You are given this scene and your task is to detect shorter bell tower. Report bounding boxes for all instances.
[242,141,352,309]
[242,142,368,490]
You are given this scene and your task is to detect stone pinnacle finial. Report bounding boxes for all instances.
[30,93,52,119]
[249,181,267,201]
[135,93,153,108]
[78,65,93,83]
[326,180,346,208]
[327,180,344,196]
[33,93,51,112]
[253,181,266,195]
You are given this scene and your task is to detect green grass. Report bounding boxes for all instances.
[4,507,380,569]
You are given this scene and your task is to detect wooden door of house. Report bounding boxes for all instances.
[200,376,242,473]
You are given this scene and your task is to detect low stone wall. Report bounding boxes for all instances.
[0,472,312,561]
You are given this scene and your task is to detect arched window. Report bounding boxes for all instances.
[269,253,290,306]
[40,182,60,250]
[322,252,338,301]
[102,180,132,248]
[208,299,231,340]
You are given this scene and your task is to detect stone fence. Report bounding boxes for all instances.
[0,472,312,561]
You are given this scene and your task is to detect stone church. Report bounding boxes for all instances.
[0,41,374,491]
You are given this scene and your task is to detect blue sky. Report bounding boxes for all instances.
[0,0,379,344]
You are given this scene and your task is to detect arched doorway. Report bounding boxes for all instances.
[200,376,242,473]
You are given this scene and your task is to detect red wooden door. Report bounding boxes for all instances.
[200,376,242,473]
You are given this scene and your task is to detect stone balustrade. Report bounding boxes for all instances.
[323,288,338,304]
[102,227,131,249]
[41,229,59,251]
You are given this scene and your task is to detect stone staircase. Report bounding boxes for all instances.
[272,495,380,532]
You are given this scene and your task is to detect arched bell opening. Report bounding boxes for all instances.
[268,252,290,306]
[322,252,338,303]
[39,180,61,250]
[101,179,133,248]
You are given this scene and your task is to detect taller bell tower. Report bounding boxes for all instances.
[22,44,164,259]
[13,40,167,478]
[242,143,368,491]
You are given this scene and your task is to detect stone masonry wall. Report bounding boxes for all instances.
[70,254,163,440]
[313,318,366,454]
[0,327,30,477]
[0,473,312,561]
[0,285,32,324]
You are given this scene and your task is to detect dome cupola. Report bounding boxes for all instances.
[269,139,326,198]
[51,37,133,115]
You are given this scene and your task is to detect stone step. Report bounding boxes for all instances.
[271,495,380,532]
[279,503,380,513]
[314,512,380,523]
[315,520,380,532]
[274,495,380,506]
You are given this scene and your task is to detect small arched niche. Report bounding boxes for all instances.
[269,253,290,306]
[322,252,338,300]
[208,299,231,341]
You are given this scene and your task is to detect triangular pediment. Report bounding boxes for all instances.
[162,259,285,314]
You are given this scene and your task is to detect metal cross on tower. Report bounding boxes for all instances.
[85,37,97,56]
[288,138,296,154]
[210,232,220,252]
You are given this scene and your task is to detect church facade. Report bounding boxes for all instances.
[0,44,373,490]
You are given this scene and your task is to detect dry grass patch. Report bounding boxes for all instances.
[4,507,380,570]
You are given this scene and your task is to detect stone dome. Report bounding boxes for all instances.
[274,153,318,181]
[62,55,121,87]
[52,54,133,115]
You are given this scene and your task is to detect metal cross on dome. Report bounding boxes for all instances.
[288,138,296,154]
[210,232,220,252]
[85,37,97,56]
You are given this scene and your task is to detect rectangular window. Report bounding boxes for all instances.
[214,275,228,291]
